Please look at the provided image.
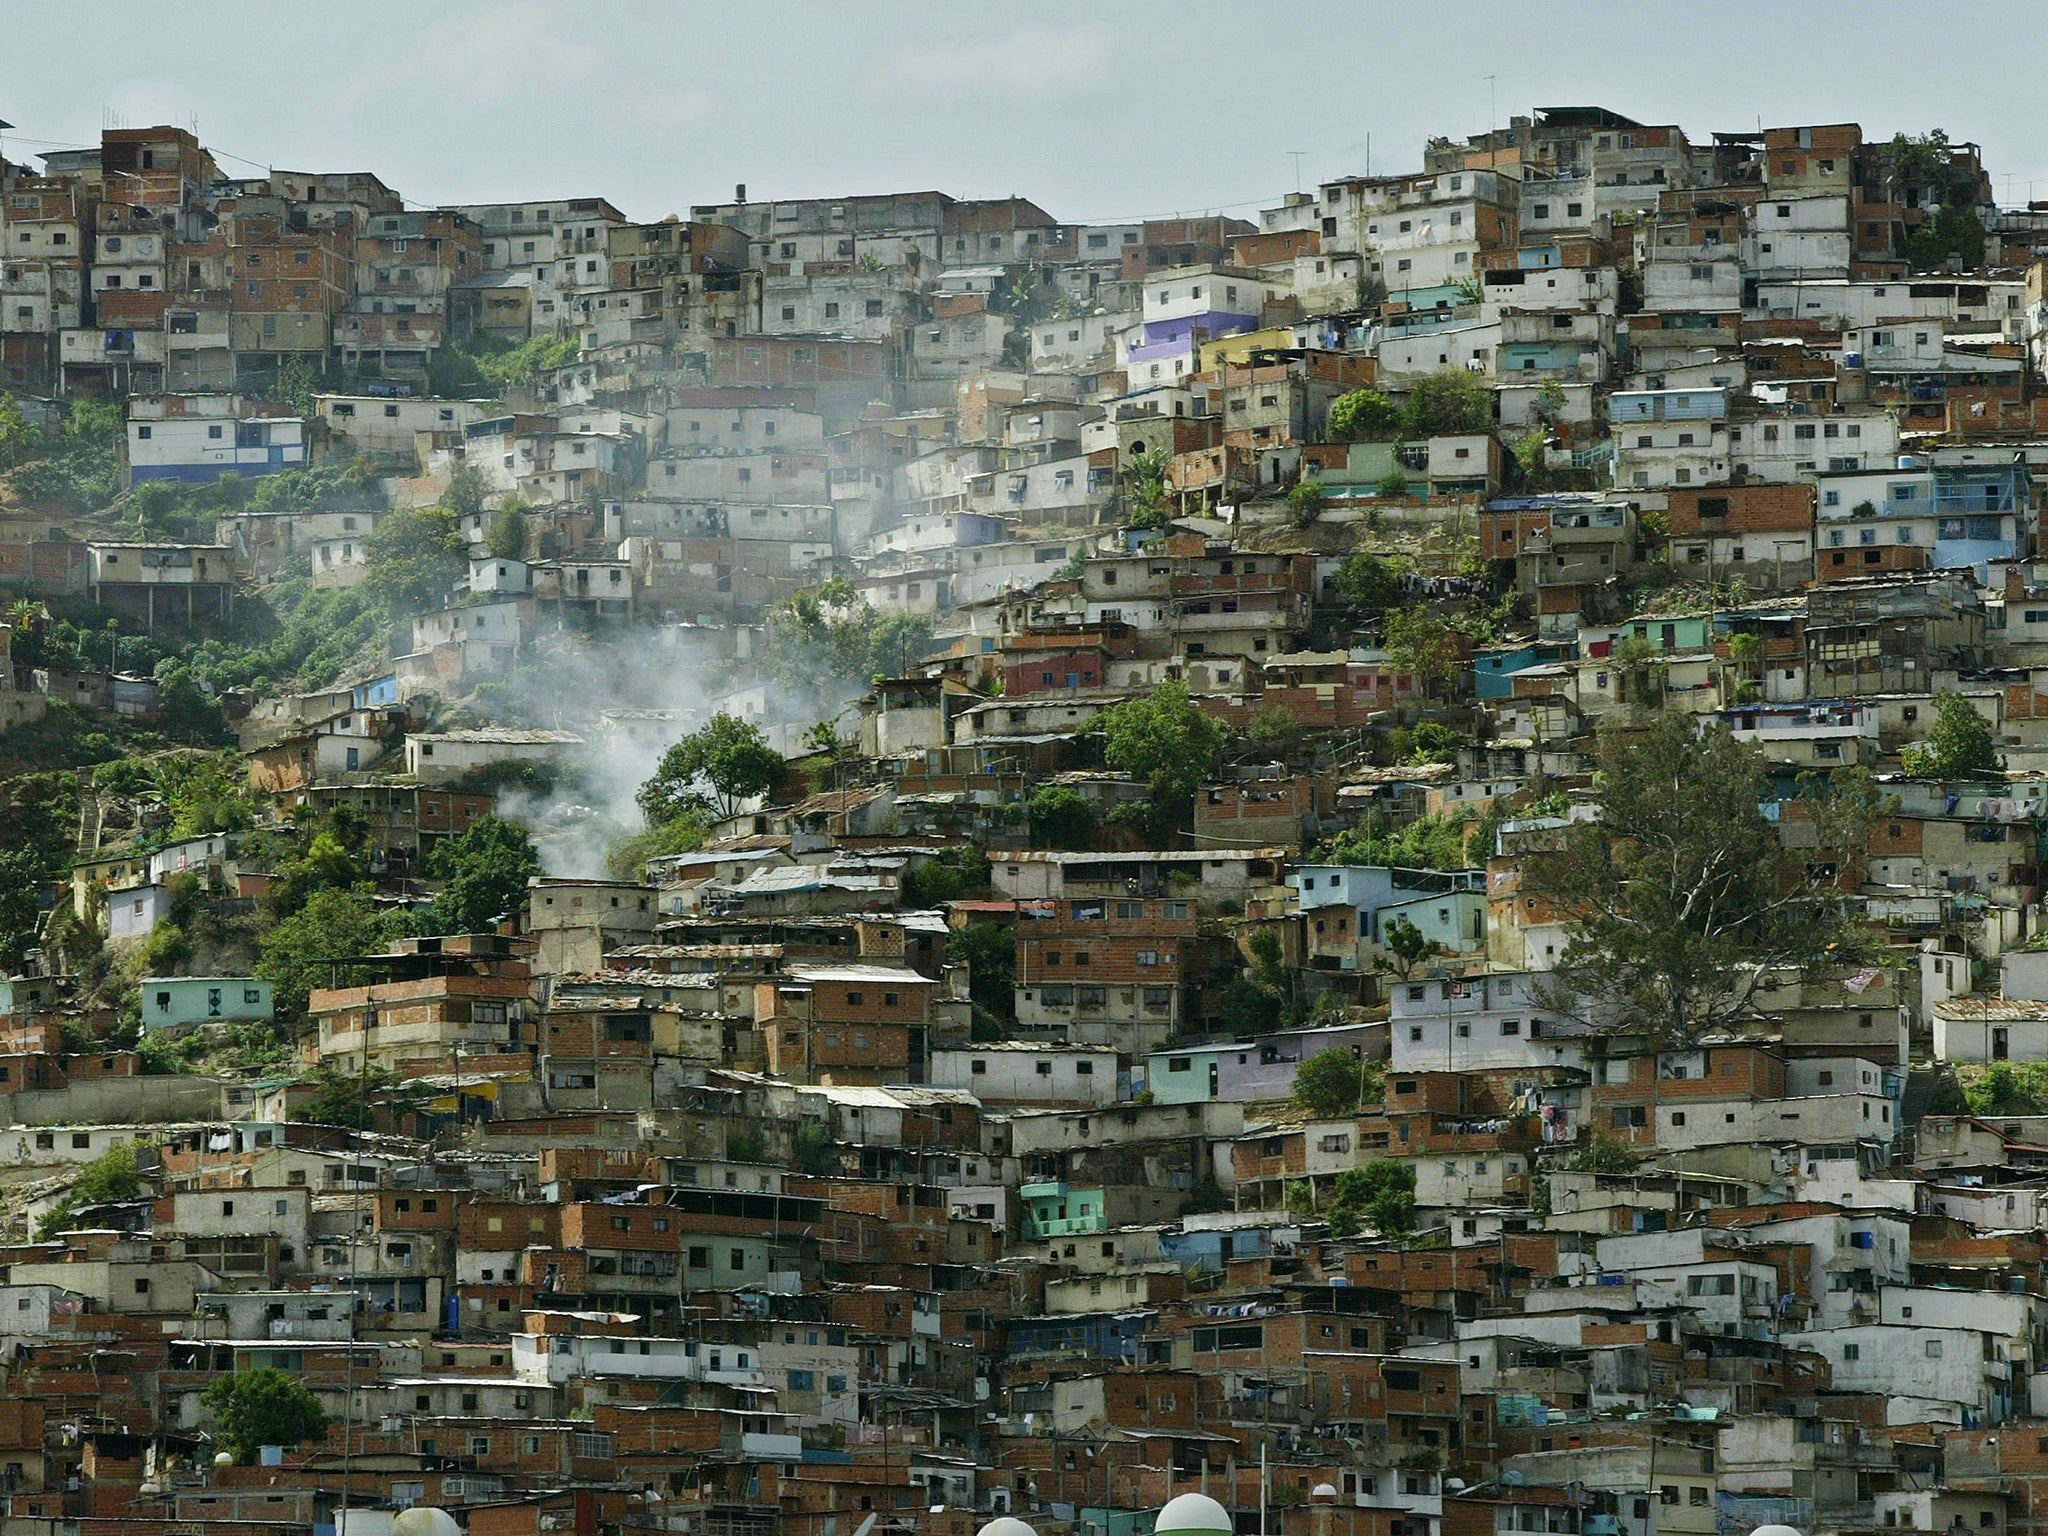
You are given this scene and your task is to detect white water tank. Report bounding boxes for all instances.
[394,1509,463,1536]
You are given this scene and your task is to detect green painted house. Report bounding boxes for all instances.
[140,976,274,1033]
[1020,1181,1107,1239]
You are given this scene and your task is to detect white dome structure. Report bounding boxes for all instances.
[1157,1494,1234,1536]
[393,1510,464,1536]
[977,1520,1039,1536]
[1751,1526,1803,1536]
[1311,1485,1339,1503]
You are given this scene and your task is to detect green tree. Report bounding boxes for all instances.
[1396,720,1464,765]
[1328,1160,1415,1239]
[0,776,75,972]
[470,335,581,393]
[793,1120,840,1176]
[1375,468,1412,501]
[1900,691,2003,779]
[201,1367,329,1463]
[1218,975,1282,1035]
[1525,712,1879,1047]
[267,830,367,915]
[1292,1048,1366,1117]
[1965,1062,2048,1117]
[276,357,322,418]
[155,753,253,837]
[15,396,124,512]
[483,499,531,560]
[767,581,933,700]
[605,810,707,880]
[292,1065,405,1132]
[638,713,784,823]
[1611,633,1667,711]
[1099,681,1226,837]
[1399,369,1493,437]
[0,391,43,468]
[34,1143,142,1241]
[1027,784,1099,851]
[953,921,1017,1035]
[7,598,46,667]
[363,504,466,618]
[1512,428,1551,490]
[441,459,489,522]
[1123,447,1172,530]
[1382,608,1465,698]
[428,815,542,933]
[1245,702,1298,751]
[1907,206,1986,272]
[1332,552,1406,610]
[257,887,408,1019]
[1567,1134,1644,1173]
[1325,809,1477,870]
[1727,630,1764,701]
[1285,481,1325,527]
[803,718,851,759]
[1381,915,1445,977]
[1247,926,1287,990]
[866,612,935,677]
[1328,389,1402,441]
[902,847,989,907]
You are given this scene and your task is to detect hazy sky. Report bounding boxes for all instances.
[8,0,2048,222]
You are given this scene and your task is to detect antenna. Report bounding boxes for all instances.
[1287,151,1307,196]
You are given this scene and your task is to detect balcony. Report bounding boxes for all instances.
[1175,603,1306,632]
[1171,570,1304,597]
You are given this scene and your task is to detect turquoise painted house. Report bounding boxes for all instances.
[141,976,274,1032]
[0,977,62,1015]
[1612,613,1714,654]
[1020,1181,1106,1239]
[1375,890,1488,954]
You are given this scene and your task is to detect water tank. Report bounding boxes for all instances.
[977,1520,1039,1536]
[1157,1494,1234,1536]
[1898,454,1921,470]
[393,1509,464,1536]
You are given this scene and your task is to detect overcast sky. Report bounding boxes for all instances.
[8,0,2048,223]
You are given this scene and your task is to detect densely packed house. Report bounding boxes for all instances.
[8,105,2048,1536]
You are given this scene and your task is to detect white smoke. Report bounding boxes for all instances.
[477,623,838,878]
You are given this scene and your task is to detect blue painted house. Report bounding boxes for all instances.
[1006,1308,1155,1361]
[1471,640,1575,698]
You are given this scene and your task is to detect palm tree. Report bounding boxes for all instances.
[5,599,43,669]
